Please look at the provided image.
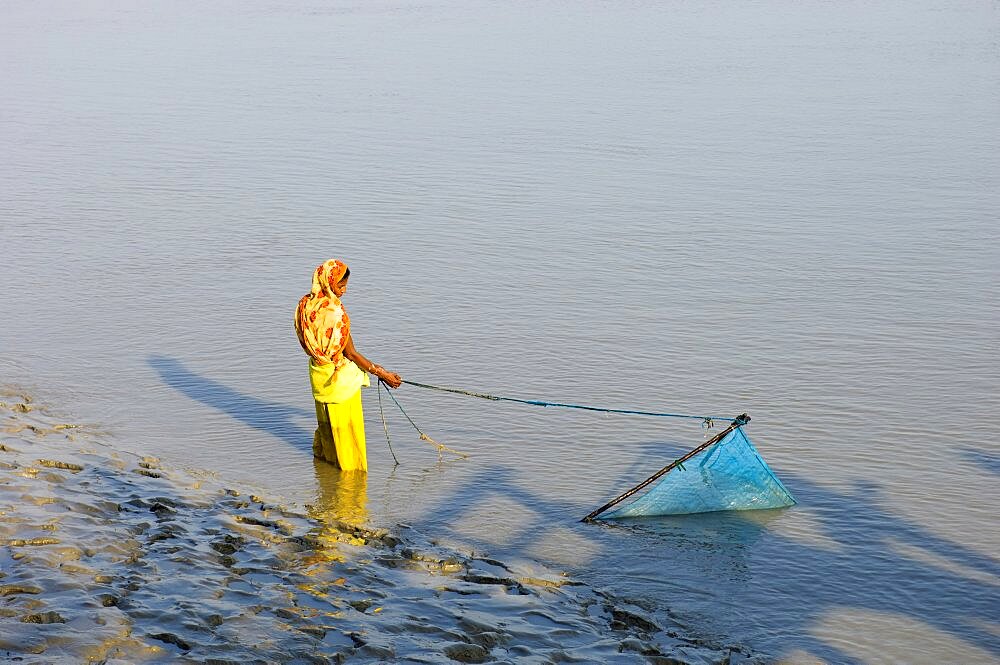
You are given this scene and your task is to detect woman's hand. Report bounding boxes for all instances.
[373,366,402,389]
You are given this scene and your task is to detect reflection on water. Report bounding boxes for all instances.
[297,464,370,574]
[312,463,369,527]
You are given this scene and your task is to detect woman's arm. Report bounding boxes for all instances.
[343,333,402,388]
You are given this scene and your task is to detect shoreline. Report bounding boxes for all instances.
[0,388,758,664]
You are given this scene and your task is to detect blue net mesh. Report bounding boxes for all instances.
[602,427,795,519]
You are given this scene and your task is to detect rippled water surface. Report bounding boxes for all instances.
[2,1,998,662]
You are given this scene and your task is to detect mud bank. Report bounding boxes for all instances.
[0,390,760,664]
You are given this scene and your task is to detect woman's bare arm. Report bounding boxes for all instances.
[343,333,402,388]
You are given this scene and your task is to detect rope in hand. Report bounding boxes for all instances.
[401,379,733,426]
[377,379,469,461]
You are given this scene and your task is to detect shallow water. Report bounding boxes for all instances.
[2,1,998,662]
[2,396,725,663]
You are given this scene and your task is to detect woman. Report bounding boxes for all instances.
[294,259,402,471]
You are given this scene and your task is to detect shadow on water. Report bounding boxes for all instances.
[419,463,1000,663]
[144,355,998,662]
[960,448,1000,476]
[147,354,314,453]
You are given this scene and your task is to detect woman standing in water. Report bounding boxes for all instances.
[294,259,402,471]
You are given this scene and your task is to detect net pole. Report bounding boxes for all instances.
[581,414,750,522]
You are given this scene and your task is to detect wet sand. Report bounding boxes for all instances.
[0,389,757,664]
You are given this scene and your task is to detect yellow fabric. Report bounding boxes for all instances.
[309,358,369,404]
[306,325,370,471]
[313,390,367,471]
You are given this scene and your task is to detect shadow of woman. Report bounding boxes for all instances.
[147,354,314,453]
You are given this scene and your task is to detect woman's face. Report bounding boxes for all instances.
[332,276,349,298]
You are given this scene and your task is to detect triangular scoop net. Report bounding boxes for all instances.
[598,425,795,519]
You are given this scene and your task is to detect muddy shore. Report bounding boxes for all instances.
[0,389,759,664]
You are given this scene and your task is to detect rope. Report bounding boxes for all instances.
[376,381,400,466]
[401,380,734,425]
[379,379,469,460]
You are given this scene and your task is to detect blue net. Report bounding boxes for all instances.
[602,427,795,519]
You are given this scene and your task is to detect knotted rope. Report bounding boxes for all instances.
[377,379,468,461]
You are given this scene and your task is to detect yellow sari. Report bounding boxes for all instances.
[309,358,369,471]
[295,259,370,471]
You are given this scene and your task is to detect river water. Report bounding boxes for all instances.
[2,1,998,662]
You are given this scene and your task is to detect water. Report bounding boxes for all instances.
[2,1,998,662]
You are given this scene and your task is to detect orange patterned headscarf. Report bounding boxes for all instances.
[295,259,351,366]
